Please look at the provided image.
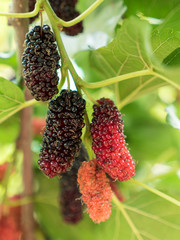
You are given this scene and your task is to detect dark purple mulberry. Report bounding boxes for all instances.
[29,0,39,24]
[60,144,89,224]
[38,90,86,178]
[63,11,83,36]
[22,25,60,101]
[49,0,83,36]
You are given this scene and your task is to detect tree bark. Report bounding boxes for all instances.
[10,0,34,239]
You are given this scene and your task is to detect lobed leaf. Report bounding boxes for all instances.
[89,15,180,107]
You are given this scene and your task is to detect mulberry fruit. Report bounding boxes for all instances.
[77,159,113,223]
[91,98,135,181]
[22,25,60,101]
[38,90,86,178]
[49,0,83,36]
[60,144,89,224]
[63,11,83,36]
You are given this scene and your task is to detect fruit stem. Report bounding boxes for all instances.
[43,0,103,27]
[130,179,180,207]
[0,0,42,17]
[112,195,144,240]
[67,71,70,91]
[81,87,97,105]
[83,109,94,160]
[44,1,82,93]
[56,0,104,27]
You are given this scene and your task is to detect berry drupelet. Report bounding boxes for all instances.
[60,144,89,224]
[91,98,135,181]
[38,90,86,178]
[77,159,113,223]
[22,25,60,101]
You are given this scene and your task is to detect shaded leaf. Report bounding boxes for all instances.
[115,191,180,240]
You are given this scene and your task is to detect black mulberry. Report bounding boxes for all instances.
[38,90,86,178]
[22,25,60,101]
[60,144,89,224]
[49,0,83,36]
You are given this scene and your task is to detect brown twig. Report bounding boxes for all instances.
[10,0,34,239]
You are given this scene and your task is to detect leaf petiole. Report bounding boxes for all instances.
[130,179,180,207]
[78,69,152,89]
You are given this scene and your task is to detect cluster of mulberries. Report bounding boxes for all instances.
[22,25,60,101]
[77,159,113,223]
[29,0,39,24]
[49,0,83,36]
[91,98,135,181]
[0,195,22,240]
[59,144,89,224]
[38,90,86,178]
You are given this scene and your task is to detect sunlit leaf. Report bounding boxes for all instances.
[166,105,180,130]
[89,16,180,108]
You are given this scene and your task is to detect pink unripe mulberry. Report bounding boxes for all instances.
[77,159,113,223]
[91,98,135,181]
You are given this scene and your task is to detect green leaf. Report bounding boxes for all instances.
[124,0,180,19]
[0,51,17,70]
[0,77,25,123]
[116,191,180,240]
[163,48,180,67]
[0,115,20,143]
[89,16,180,108]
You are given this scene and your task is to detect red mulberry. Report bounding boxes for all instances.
[49,0,83,36]
[77,159,113,223]
[22,25,60,101]
[60,144,89,224]
[91,98,135,181]
[38,90,86,178]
